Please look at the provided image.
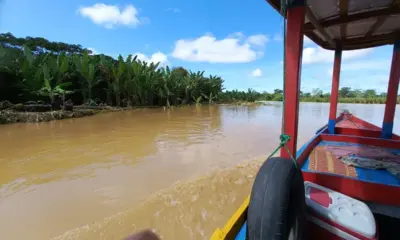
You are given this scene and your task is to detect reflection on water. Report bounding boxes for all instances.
[0,103,398,239]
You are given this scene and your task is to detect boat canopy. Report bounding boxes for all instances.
[266,0,400,50]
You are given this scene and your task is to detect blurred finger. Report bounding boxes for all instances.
[124,229,161,240]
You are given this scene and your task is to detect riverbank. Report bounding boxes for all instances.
[0,100,392,125]
[0,101,270,125]
[0,108,121,124]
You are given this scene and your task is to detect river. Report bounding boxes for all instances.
[0,103,398,240]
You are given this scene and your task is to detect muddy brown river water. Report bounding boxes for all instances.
[0,103,398,240]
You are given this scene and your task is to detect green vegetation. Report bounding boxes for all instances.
[0,33,224,108]
[220,88,399,104]
[0,33,397,110]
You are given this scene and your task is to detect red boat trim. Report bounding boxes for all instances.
[347,115,381,131]
[335,128,382,139]
[303,171,400,206]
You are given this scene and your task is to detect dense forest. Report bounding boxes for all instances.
[0,32,397,109]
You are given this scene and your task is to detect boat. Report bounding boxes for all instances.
[211,0,400,239]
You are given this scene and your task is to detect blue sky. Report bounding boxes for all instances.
[0,0,395,93]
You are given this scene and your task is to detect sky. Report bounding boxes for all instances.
[0,0,396,93]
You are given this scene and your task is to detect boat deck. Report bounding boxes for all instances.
[301,141,400,187]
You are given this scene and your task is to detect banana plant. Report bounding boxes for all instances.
[111,55,125,106]
[18,45,49,94]
[160,66,175,107]
[99,54,114,105]
[36,63,57,105]
[123,54,138,106]
[183,71,203,104]
[192,95,202,105]
[130,59,161,106]
[0,46,12,73]
[54,85,74,110]
[74,51,97,102]
[37,60,73,107]
[201,92,217,104]
[48,52,69,83]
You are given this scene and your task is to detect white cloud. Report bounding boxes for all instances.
[303,47,373,64]
[87,47,98,55]
[246,34,269,46]
[251,68,263,77]
[165,8,181,13]
[134,52,169,66]
[78,4,143,28]
[171,33,268,63]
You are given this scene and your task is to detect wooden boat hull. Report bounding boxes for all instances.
[211,112,400,240]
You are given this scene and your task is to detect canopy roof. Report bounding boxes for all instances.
[266,0,400,50]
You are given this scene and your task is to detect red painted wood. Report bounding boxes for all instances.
[320,134,400,149]
[335,127,381,138]
[303,171,400,206]
[280,5,305,159]
[349,115,381,131]
[383,43,400,125]
[333,113,400,139]
[329,49,342,122]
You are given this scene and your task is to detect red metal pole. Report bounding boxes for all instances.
[328,49,342,134]
[381,40,400,139]
[280,1,305,159]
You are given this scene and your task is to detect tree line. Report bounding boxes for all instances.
[0,33,395,108]
[0,33,223,108]
[220,88,397,104]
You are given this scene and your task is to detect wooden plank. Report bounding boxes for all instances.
[365,17,387,38]
[310,31,399,50]
[339,0,349,40]
[304,7,400,32]
[305,6,335,47]
[366,0,400,38]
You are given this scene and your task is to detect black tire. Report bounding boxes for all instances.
[247,157,306,240]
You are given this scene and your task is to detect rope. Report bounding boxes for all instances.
[266,134,297,168]
[265,0,297,169]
